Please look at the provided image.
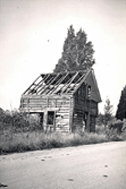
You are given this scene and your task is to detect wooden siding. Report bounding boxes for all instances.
[20,95,70,132]
[74,83,98,116]
[72,82,98,132]
[69,97,74,132]
[84,71,101,103]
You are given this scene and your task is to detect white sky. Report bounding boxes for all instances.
[0,0,126,114]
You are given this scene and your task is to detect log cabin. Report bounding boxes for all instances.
[116,86,126,120]
[19,68,101,132]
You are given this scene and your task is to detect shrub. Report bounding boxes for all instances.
[108,120,124,133]
[0,109,43,133]
[96,119,125,142]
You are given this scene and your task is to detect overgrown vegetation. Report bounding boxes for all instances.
[0,108,42,133]
[0,108,126,154]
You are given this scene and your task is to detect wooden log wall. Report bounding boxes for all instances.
[74,84,98,116]
[90,115,96,132]
[69,97,74,132]
[20,95,70,132]
[73,83,98,132]
[72,111,85,132]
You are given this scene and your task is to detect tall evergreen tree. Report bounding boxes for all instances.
[116,86,126,120]
[54,25,95,73]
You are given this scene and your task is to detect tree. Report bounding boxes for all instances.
[103,98,113,126]
[96,99,114,126]
[53,25,95,73]
[116,86,126,120]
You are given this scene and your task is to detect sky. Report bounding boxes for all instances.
[0,0,126,114]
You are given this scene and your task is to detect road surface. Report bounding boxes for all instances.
[0,141,126,189]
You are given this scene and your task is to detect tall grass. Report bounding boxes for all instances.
[1,127,126,154]
[0,109,126,154]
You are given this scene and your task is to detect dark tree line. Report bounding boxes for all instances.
[116,86,126,120]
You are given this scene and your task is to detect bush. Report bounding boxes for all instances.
[122,129,126,140]
[96,119,126,141]
[108,120,124,133]
[0,109,42,133]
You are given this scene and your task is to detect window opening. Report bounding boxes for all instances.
[87,86,91,99]
[47,111,55,125]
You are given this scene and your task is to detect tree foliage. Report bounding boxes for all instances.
[97,98,114,126]
[0,108,42,132]
[116,85,126,120]
[53,25,95,73]
[102,98,113,126]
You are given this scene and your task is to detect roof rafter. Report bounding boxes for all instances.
[22,69,95,96]
[66,72,86,94]
[51,74,73,95]
[42,73,60,95]
[61,72,79,94]
[28,74,48,95]
[23,75,42,95]
[28,74,50,95]
[39,74,64,95]
[47,72,69,95]
[73,69,91,95]
[37,74,52,94]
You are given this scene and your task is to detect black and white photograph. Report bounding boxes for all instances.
[0,0,126,188]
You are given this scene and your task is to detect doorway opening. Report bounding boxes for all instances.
[47,111,55,132]
[40,112,44,131]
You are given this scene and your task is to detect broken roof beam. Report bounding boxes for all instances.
[47,72,69,95]
[38,73,63,95]
[37,74,54,94]
[27,74,49,95]
[66,73,85,94]
[46,73,67,95]
[61,72,79,94]
[38,74,63,95]
[52,75,73,95]
[27,74,50,95]
[34,74,55,93]
[23,75,42,95]
[41,73,61,95]
[48,72,75,95]
[73,69,91,94]
[65,72,87,94]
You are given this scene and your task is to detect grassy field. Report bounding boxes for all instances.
[0,125,126,154]
[0,109,126,154]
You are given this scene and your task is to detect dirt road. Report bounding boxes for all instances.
[0,141,126,189]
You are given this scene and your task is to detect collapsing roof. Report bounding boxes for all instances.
[23,69,90,96]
